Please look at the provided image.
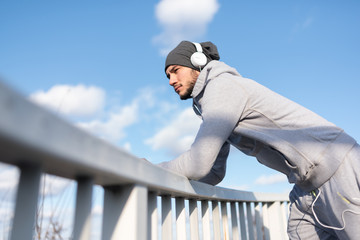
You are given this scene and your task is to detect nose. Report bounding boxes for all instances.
[169,74,177,86]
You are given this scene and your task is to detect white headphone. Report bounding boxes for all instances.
[190,42,207,69]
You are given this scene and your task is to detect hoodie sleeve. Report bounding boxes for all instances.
[158,73,247,184]
[197,141,230,185]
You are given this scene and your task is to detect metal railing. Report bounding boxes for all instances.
[0,81,289,240]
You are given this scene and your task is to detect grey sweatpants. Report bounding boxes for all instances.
[287,144,360,240]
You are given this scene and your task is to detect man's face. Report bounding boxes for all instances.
[166,65,199,100]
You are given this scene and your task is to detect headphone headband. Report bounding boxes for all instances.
[191,42,207,69]
[193,42,203,53]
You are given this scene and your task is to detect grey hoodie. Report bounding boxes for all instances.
[159,61,357,191]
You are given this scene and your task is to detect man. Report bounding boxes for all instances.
[157,40,360,239]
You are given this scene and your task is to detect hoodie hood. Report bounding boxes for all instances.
[191,60,242,98]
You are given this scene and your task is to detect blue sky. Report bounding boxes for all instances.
[0,0,359,236]
[1,0,360,191]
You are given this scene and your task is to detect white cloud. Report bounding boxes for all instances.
[0,206,13,238]
[123,142,132,152]
[77,101,138,143]
[92,204,103,216]
[0,165,19,203]
[29,84,160,145]
[35,203,74,239]
[40,174,74,197]
[254,173,287,185]
[29,83,186,155]
[145,107,201,156]
[154,0,220,55]
[30,84,105,117]
[0,166,19,191]
[76,88,159,144]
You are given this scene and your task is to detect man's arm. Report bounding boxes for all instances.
[158,75,247,182]
[198,142,230,185]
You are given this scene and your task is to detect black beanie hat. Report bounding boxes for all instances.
[165,41,220,73]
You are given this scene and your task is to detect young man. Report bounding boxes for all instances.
[158,40,360,239]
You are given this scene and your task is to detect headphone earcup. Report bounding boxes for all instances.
[191,52,207,68]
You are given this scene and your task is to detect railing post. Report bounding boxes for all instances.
[254,202,263,240]
[262,202,270,240]
[238,202,247,240]
[176,197,186,240]
[148,192,158,240]
[246,202,255,240]
[73,177,93,240]
[10,164,41,240]
[212,200,221,239]
[264,201,288,240]
[162,195,172,239]
[102,184,147,240]
[189,199,200,240]
[281,201,289,238]
[201,200,211,240]
[230,202,239,240]
[221,201,229,240]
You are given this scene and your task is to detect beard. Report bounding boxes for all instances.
[180,71,198,100]
[180,81,195,100]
